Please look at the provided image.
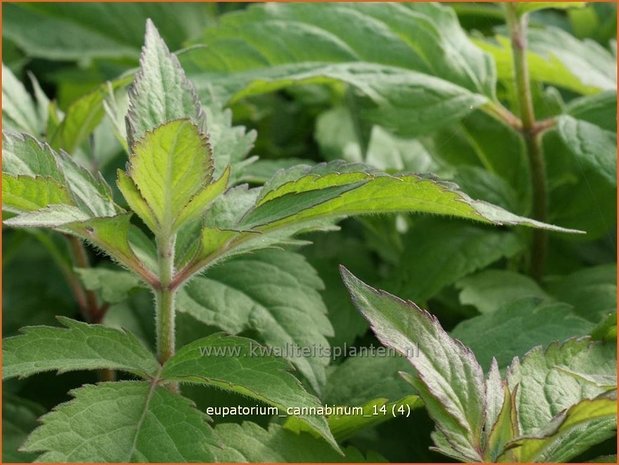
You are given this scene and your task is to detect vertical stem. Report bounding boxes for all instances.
[66,235,105,323]
[155,235,176,366]
[505,5,548,280]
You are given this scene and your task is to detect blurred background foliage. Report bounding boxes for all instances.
[3,2,616,462]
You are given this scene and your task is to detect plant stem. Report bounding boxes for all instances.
[155,235,176,366]
[505,5,548,280]
[66,235,105,323]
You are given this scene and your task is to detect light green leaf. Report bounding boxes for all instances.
[48,78,132,154]
[451,298,593,369]
[121,119,213,234]
[591,313,617,342]
[326,396,422,443]
[3,204,91,228]
[505,394,617,462]
[76,267,142,304]
[177,249,332,394]
[477,27,616,94]
[3,394,46,463]
[322,354,420,441]
[456,269,548,314]
[509,338,616,435]
[22,381,220,462]
[175,166,230,229]
[3,317,160,380]
[214,422,374,462]
[240,162,579,233]
[556,115,616,187]
[386,218,523,303]
[127,19,204,145]
[2,63,43,135]
[2,174,73,213]
[161,333,338,451]
[341,268,486,462]
[2,131,119,219]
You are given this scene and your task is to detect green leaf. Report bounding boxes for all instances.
[2,131,119,219]
[3,3,213,61]
[326,396,423,443]
[477,27,616,94]
[456,269,548,314]
[3,317,160,380]
[340,267,486,462]
[214,422,374,462]
[591,313,617,342]
[120,119,214,234]
[302,234,376,349]
[2,174,73,213]
[386,218,523,303]
[548,264,616,323]
[48,79,132,154]
[161,333,338,451]
[240,162,578,233]
[322,354,421,441]
[509,338,616,435]
[505,394,617,462]
[3,394,46,463]
[76,267,142,304]
[556,116,616,187]
[515,2,586,16]
[567,90,616,132]
[2,231,77,336]
[126,19,204,145]
[22,381,220,462]
[177,249,332,393]
[189,2,495,97]
[2,63,44,135]
[451,298,594,369]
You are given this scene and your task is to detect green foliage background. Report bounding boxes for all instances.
[2,2,617,463]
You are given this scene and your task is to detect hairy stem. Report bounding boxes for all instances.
[155,234,177,368]
[505,5,548,280]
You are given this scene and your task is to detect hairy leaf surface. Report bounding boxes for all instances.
[3,317,160,380]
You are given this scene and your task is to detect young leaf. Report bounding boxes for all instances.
[340,267,486,462]
[22,381,220,462]
[3,317,160,380]
[2,174,73,213]
[177,249,332,393]
[509,338,617,435]
[3,131,119,220]
[504,394,617,462]
[119,119,215,234]
[127,19,204,145]
[161,333,339,451]
[2,64,44,135]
